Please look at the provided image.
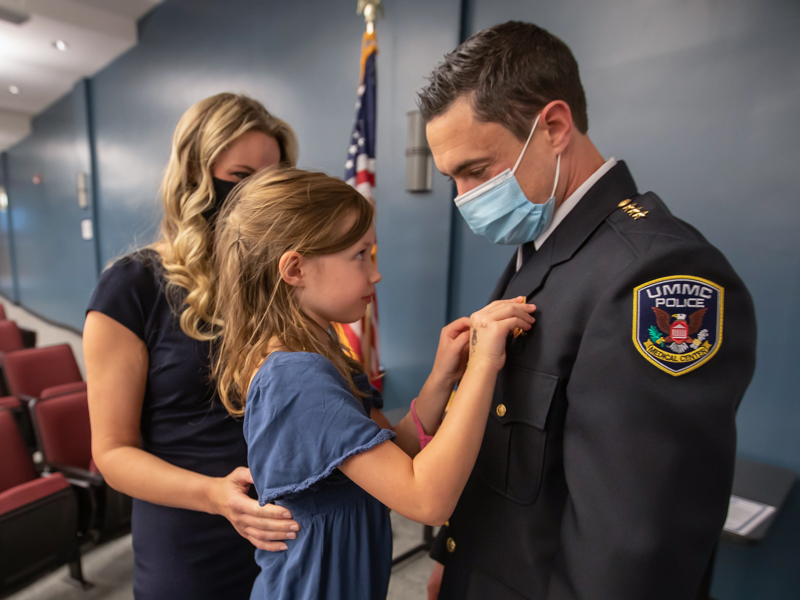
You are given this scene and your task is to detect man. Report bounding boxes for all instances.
[418,21,756,600]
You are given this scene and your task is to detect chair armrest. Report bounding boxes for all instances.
[45,463,105,487]
[16,393,36,405]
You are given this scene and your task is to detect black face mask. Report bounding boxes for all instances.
[203,177,239,223]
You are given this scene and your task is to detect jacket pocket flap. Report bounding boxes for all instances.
[494,367,558,430]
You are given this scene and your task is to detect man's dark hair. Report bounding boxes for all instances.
[418,21,589,139]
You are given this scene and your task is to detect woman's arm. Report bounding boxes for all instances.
[84,311,299,550]
[340,299,535,525]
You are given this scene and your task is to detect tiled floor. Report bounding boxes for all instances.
[1,298,436,600]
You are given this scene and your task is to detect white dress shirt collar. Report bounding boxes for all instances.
[516,157,617,271]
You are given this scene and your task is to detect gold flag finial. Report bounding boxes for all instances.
[357,0,383,34]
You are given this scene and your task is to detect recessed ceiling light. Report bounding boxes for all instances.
[8,85,20,94]
[53,39,69,51]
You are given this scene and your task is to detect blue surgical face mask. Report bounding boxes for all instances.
[454,114,561,245]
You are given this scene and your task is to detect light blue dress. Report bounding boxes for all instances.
[245,351,396,600]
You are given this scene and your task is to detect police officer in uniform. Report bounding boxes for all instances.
[418,21,757,600]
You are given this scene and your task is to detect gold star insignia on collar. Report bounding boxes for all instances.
[618,199,648,220]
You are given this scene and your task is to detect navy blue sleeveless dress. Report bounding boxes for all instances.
[87,249,259,599]
[246,352,396,600]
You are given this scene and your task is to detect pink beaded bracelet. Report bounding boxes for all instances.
[410,398,434,449]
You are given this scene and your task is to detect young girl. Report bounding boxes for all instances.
[213,168,536,599]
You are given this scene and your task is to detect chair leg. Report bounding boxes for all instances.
[423,524,434,545]
[391,525,436,567]
[65,556,93,590]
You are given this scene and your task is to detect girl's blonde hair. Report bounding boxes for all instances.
[213,168,375,417]
[156,92,298,341]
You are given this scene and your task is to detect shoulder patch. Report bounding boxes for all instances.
[632,276,723,376]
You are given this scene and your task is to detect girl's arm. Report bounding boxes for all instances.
[84,311,299,551]
[375,317,471,456]
[340,299,535,525]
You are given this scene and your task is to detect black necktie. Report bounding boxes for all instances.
[522,241,536,264]
[516,241,536,273]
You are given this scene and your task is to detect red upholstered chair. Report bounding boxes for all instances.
[0,320,24,397]
[40,380,88,399]
[0,320,23,353]
[2,344,83,400]
[0,394,33,449]
[0,409,88,593]
[30,390,132,541]
[0,304,37,347]
[0,396,20,409]
[1,344,83,448]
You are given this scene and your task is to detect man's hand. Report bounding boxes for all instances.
[427,561,444,600]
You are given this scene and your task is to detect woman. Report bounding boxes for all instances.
[84,93,300,599]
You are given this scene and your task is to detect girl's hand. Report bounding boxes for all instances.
[468,297,536,372]
[430,317,472,387]
[210,467,300,551]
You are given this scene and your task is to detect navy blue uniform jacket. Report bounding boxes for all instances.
[432,162,757,600]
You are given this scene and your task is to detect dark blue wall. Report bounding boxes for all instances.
[0,153,16,300]
[454,1,800,599]
[5,84,98,328]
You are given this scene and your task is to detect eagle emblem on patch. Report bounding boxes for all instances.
[633,276,724,376]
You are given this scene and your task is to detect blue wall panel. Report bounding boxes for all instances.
[456,1,800,598]
[5,85,99,330]
[0,154,16,300]
[370,0,462,406]
[88,0,461,408]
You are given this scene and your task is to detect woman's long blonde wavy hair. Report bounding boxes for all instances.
[213,168,375,417]
[156,93,298,341]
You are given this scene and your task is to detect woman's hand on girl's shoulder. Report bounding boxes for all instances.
[468,297,536,372]
[210,467,300,551]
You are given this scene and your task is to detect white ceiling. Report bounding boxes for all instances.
[0,0,163,151]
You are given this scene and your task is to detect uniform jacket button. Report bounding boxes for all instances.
[496,404,507,417]
[446,537,456,553]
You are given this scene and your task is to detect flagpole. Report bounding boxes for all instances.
[361,5,373,381]
[355,0,380,385]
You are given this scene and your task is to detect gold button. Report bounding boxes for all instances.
[618,198,632,207]
[496,404,507,417]
[444,520,450,527]
[446,537,456,553]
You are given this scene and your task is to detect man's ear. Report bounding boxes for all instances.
[279,251,305,287]
[540,100,573,154]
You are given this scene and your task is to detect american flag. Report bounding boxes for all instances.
[336,29,382,391]
[344,32,377,198]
